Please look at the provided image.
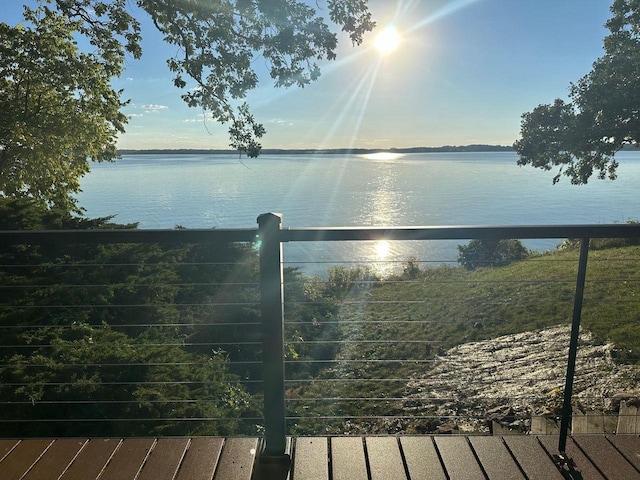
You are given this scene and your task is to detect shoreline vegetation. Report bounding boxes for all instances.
[117,144,640,156]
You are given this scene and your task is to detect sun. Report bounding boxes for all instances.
[374,25,400,54]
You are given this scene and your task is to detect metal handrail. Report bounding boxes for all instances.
[0,228,257,245]
[281,223,640,241]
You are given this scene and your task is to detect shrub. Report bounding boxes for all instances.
[402,257,422,279]
[457,239,529,270]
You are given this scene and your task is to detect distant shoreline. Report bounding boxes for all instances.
[118,144,640,156]
[117,144,515,156]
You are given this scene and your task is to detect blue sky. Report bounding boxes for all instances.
[3,1,612,150]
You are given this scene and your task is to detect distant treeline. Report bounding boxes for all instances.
[117,144,516,156]
[118,143,640,157]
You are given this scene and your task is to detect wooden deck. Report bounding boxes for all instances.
[1,435,639,480]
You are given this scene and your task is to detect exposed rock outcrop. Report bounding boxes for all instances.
[403,325,640,432]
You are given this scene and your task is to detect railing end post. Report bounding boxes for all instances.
[257,212,283,226]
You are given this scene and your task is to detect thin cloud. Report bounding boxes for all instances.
[183,112,215,123]
[142,104,169,112]
[269,118,294,126]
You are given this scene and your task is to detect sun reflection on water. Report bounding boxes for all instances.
[360,152,405,161]
[374,240,391,259]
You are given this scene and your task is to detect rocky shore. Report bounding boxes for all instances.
[403,325,640,433]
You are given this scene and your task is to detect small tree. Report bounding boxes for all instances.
[457,239,529,270]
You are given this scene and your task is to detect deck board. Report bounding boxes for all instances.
[22,439,87,480]
[331,436,367,480]
[59,438,121,480]
[503,436,564,480]
[606,434,640,470]
[137,437,190,480]
[0,439,54,480]
[400,436,447,480]
[434,436,485,480]
[0,439,19,463]
[468,436,525,480]
[175,437,224,480]
[212,437,258,480]
[292,437,328,480]
[537,435,605,480]
[0,434,638,479]
[365,437,407,480]
[572,435,640,479]
[100,438,156,480]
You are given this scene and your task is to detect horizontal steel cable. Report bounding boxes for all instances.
[0,417,263,423]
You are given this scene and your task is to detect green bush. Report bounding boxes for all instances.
[402,257,422,279]
[457,239,529,270]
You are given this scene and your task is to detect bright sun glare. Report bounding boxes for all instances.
[374,240,390,259]
[374,25,400,54]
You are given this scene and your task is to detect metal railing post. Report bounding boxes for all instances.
[558,237,590,453]
[257,213,290,466]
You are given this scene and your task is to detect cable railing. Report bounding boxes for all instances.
[271,216,640,462]
[0,227,263,438]
[281,263,573,436]
[2,215,640,467]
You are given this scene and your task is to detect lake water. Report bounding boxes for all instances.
[76,151,640,275]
